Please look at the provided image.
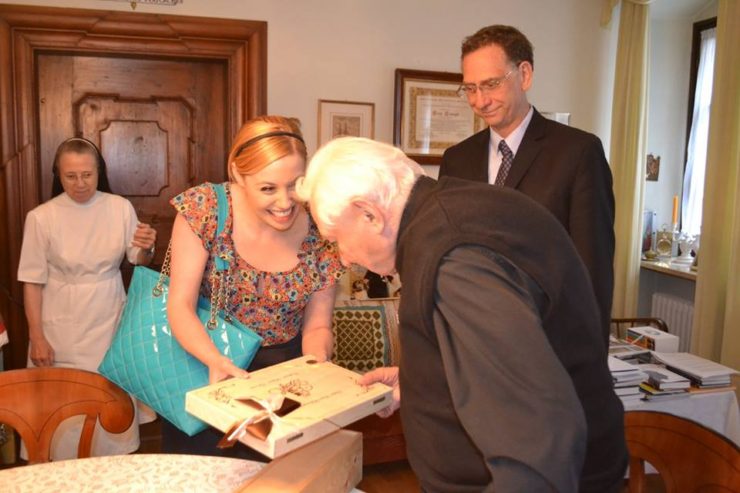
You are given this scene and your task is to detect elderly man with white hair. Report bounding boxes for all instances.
[297,137,627,493]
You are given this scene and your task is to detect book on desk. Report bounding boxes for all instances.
[638,364,690,390]
[652,352,738,388]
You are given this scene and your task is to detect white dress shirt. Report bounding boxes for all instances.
[487,106,534,184]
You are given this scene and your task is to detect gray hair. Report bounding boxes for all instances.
[297,137,425,231]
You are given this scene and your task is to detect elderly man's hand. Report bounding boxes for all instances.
[359,366,401,418]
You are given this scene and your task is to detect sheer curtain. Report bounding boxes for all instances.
[681,28,716,236]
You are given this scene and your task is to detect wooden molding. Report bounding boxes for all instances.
[0,4,266,370]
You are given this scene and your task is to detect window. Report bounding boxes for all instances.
[681,18,716,236]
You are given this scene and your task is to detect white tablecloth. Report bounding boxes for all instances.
[0,454,264,493]
[624,388,740,445]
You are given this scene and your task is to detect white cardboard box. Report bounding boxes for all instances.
[185,356,392,458]
[625,326,680,353]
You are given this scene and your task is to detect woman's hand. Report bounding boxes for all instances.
[131,222,157,251]
[132,222,157,265]
[29,335,55,367]
[359,366,401,418]
[24,283,52,366]
[207,355,249,384]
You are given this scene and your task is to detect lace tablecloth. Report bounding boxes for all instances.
[0,454,265,493]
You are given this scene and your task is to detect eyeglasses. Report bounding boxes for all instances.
[456,69,515,99]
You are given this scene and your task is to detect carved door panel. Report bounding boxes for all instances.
[37,54,229,271]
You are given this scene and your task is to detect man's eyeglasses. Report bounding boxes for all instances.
[456,69,515,99]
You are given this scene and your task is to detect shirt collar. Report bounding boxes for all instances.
[489,105,534,156]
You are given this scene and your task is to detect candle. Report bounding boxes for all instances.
[672,195,678,226]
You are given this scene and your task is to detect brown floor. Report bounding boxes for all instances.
[359,460,420,492]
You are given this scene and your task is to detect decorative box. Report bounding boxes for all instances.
[626,326,680,353]
[185,356,392,458]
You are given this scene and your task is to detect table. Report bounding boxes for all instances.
[0,454,264,493]
[624,388,740,445]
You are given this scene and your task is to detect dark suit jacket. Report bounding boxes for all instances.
[439,108,615,343]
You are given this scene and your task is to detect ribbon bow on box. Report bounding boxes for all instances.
[217,394,301,448]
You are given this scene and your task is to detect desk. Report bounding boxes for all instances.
[624,389,740,446]
[0,454,264,493]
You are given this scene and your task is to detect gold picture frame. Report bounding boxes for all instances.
[317,100,375,148]
[393,68,485,164]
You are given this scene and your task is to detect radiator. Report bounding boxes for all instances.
[650,293,693,352]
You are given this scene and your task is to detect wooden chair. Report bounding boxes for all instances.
[611,317,669,340]
[347,412,407,465]
[624,411,740,492]
[0,367,134,463]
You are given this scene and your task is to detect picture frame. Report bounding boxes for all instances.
[646,153,660,181]
[317,99,375,148]
[393,68,485,164]
[540,112,571,126]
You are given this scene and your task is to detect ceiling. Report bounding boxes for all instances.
[650,0,716,20]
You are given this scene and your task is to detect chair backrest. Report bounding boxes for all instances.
[625,411,740,493]
[0,367,134,463]
[611,317,669,340]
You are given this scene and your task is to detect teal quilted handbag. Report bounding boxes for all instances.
[99,183,262,435]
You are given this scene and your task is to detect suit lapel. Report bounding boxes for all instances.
[506,109,546,188]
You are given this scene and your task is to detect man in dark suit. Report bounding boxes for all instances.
[439,25,615,344]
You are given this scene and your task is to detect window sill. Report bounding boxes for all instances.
[640,259,697,281]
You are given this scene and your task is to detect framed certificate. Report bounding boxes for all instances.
[393,68,485,164]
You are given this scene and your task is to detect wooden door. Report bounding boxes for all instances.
[0,5,266,370]
[38,54,228,268]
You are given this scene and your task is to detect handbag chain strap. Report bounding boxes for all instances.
[152,183,232,331]
[152,243,172,297]
[207,267,231,329]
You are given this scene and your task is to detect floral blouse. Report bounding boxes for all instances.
[170,182,343,345]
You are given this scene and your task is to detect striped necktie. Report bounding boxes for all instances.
[494,140,514,186]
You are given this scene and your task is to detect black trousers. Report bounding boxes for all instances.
[160,335,302,461]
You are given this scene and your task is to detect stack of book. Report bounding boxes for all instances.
[636,363,690,401]
[608,336,651,362]
[652,352,738,390]
[608,356,646,405]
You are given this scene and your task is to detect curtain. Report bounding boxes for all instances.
[607,0,651,318]
[681,28,716,236]
[692,0,740,368]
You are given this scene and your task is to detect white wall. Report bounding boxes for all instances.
[2,0,617,164]
[645,19,692,232]
[645,0,717,233]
